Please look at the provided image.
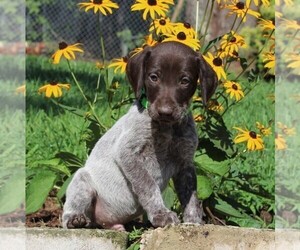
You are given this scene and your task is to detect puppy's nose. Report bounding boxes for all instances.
[157,106,173,117]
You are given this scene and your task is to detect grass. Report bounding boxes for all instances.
[26,54,275,228]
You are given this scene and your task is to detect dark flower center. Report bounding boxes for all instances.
[59,42,68,50]
[236,2,245,9]
[159,19,166,25]
[148,0,157,6]
[177,32,187,40]
[93,0,103,4]
[232,51,239,57]
[50,81,58,86]
[184,22,191,29]
[230,37,237,43]
[213,57,222,66]
[249,131,257,139]
[232,84,238,90]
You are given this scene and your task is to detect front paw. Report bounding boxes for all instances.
[63,213,91,228]
[151,210,180,228]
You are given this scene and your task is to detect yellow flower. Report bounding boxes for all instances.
[95,61,105,70]
[194,114,205,123]
[163,27,200,50]
[51,42,83,64]
[131,34,158,56]
[262,52,275,71]
[219,32,246,57]
[203,52,226,80]
[16,84,26,96]
[108,57,128,74]
[258,19,275,32]
[131,0,174,21]
[223,81,244,101]
[256,122,272,136]
[207,100,224,112]
[280,18,300,30]
[275,133,287,150]
[173,22,196,38]
[38,82,71,98]
[275,0,294,6]
[78,0,119,15]
[285,54,300,71]
[149,17,174,35]
[224,0,261,22]
[277,122,296,136]
[233,127,264,151]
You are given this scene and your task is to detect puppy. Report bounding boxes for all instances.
[62,41,217,231]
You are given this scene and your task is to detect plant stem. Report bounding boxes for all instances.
[67,60,107,131]
[199,0,210,39]
[202,0,215,46]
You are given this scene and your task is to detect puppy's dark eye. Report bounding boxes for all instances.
[181,77,191,86]
[149,73,158,82]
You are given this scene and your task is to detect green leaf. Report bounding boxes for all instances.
[26,170,57,214]
[52,100,98,123]
[162,185,176,210]
[55,151,84,169]
[202,34,224,54]
[0,173,25,214]
[194,154,230,176]
[240,57,248,70]
[228,216,262,228]
[214,197,244,218]
[33,158,71,176]
[197,175,213,200]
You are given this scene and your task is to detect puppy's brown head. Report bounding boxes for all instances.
[126,42,217,123]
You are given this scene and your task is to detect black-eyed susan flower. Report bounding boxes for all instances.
[277,122,296,136]
[131,34,158,56]
[95,61,105,70]
[233,127,264,151]
[224,0,261,22]
[286,54,300,71]
[224,81,244,101]
[275,133,287,150]
[262,52,275,71]
[275,0,294,6]
[163,27,200,50]
[258,18,275,32]
[256,122,272,136]
[280,18,300,30]
[207,100,224,112]
[131,0,174,21]
[173,22,196,38]
[193,114,205,123]
[38,82,71,98]
[16,84,26,96]
[149,17,174,35]
[78,0,119,15]
[203,52,226,80]
[108,57,128,74]
[51,42,83,64]
[220,32,246,57]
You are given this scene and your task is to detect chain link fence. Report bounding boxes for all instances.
[26,0,200,60]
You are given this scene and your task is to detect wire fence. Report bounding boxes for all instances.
[26,0,200,60]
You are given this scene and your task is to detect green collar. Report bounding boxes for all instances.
[139,88,149,109]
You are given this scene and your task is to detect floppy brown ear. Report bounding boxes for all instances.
[126,47,152,99]
[197,55,218,106]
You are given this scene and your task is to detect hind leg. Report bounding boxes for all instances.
[62,169,96,228]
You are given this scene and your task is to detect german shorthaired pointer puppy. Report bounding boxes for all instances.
[62,41,218,231]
